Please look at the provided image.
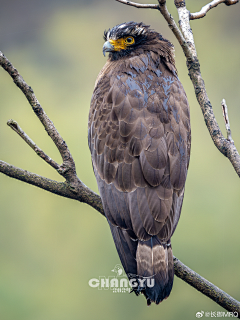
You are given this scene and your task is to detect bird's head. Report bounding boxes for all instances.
[103,21,171,60]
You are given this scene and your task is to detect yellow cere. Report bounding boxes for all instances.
[109,36,135,51]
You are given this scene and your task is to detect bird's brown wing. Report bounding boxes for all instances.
[88,53,191,243]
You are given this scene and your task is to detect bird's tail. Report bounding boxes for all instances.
[135,236,174,305]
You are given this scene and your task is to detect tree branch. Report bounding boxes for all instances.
[0,51,77,182]
[0,160,104,216]
[190,0,239,20]
[0,50,104,214]
[174,257,240,315]
[171,0,240,176]
[115,0,159,9]
[157,0,192,59]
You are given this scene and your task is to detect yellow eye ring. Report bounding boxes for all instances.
[124,36,135,45]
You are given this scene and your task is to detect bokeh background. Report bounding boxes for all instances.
[0,1,239,319]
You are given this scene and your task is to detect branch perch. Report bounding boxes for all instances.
[174,257,240,315]
[1,0,240,311]
[0,160,104,216]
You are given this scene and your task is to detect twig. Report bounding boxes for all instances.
[115,0,159,9]
[7,119,60,170]
[221,99,234,143]
[190,0,239,20]
[174,257,240,316]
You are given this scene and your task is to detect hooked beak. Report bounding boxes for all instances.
[102,40,115,56]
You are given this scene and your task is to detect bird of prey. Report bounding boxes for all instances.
[88,21,191,305]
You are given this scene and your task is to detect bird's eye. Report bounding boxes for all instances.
[125,36,134,45]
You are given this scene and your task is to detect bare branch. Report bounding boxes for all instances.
[7,119,60,170]
[190,0,239,20]
[174,257,240,315]
[173,0,197,58]
[0,50,103,213]
[0,160,71,197]
[115,0,159,9]
[170,0,240,176]
[221,99,234,143]
[0,160,104,216]
[0,51,76,182]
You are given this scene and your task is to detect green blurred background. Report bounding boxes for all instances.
[0,1,239,319]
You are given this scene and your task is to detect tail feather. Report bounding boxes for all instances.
[136,236,174,304]
[109,223,174,305]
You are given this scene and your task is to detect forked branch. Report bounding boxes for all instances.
[174,257,240,315]
[0,51,103,214]
[0,51,77,181]
[115,0,239,20]
[0,160,104,215]
[172,0,240,176]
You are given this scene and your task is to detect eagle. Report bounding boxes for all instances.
[88,21,191,305]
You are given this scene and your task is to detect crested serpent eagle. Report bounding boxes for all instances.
[88,21,191,305]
